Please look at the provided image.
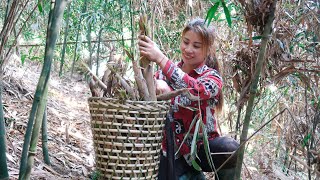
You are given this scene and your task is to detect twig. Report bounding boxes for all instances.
[6,133,16,154]
[156,88,200,101]
[243,162,253,179]
[289,154,320,176]
[80,62,108,91]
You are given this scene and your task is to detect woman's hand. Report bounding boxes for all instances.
[156,80,171,95]
[138,35,166,64]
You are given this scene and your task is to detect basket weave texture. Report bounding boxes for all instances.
[88,98,169,179]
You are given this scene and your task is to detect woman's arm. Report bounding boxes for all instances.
[161,60,223,100]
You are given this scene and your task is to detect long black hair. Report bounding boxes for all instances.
[181,18,224,112]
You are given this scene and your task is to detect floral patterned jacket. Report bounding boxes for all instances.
[155,59,223,161]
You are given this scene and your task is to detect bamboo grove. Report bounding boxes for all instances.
[0,0,319,179]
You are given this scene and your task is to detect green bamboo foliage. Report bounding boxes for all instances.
[18,0,68,179]
[59,2,71,76]
[0,74,8,180]
[234,1,277,179]
[41,107,50,165]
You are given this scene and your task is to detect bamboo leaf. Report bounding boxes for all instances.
[302,133,311,148]
[175,114,199,156]
[243,36,262,41]
[201,122,215,172]
[205,2,220,26]
[221,0,232,28]
[37,1,43,13]
[106,26,122,34]
[191,159,202,171]
[123,48,134,61]
[190,119,201,157]
[21,54,27,65]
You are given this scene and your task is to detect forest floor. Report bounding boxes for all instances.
[4,59,94,180]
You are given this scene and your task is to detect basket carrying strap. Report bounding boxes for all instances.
[165,115,176,180]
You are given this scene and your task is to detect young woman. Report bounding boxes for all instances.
[138,18,239,180]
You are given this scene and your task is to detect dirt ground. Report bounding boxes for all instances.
[4,59,93,179]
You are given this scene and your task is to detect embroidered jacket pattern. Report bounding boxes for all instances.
[156,59,223,158]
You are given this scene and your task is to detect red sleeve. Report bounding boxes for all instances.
[161,60,222,100]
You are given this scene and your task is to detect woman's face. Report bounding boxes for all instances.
[180,30,206,69]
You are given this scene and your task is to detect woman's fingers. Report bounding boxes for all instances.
[138,39,148,47]
[139,35,151,42]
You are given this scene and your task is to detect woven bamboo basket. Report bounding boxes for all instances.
[88,97,169,179]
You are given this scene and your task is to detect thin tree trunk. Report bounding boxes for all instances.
[87,22,93,69]
[59,2,71,76]
[0,71,9,180]
[95,2,107,79]
[119,2,125,55]
[0,1,18,66]
[25,78,49,180]
[0,2,13,179]
[17,0,55,176]
[41,107,50,165]
[96,27,103,76]
[235,107,242,140]
[4,0,11,21]
[71,0,88,77]
[234,1,277,179]
[18,0,68,179]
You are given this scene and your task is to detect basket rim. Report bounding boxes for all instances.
[88,97,169,104]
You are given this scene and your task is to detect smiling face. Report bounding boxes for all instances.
[180,30,207,72]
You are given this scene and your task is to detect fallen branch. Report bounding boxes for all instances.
[81,62,108,91]
[156,88,200,101]
[289,154,320,176]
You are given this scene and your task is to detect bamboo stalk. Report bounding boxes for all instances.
[86,20,93,69]
[234,1,277,179]
[0,71,9,180]
[18,0,68,179]
[59,2,71,76]
[25,77,49,180]
[41,107,50,165]
[70,0,88,77]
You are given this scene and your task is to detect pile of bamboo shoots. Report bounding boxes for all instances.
[84,14,196,102]
[83,14,156,101]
